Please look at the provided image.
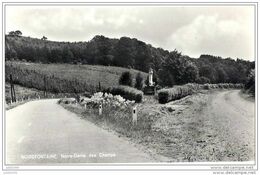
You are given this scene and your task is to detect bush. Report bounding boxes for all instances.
[203,83,210,90]
[119,71,133,87]
[107,85,143,103]
[197,76,211,84]
[58,98,76,104]
[158,83,199,104]
[202,83,244,90]
[235,84,244,89]
[158,83,244,103]
[70,92,138,130]
[244,69,255,96]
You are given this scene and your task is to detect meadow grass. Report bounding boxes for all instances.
[5,61,147,93]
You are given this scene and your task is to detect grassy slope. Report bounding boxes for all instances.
[5,82,41,99]
[5,83,42,110]
[6,61,148,90]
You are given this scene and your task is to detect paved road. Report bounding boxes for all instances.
[6,99,153,164]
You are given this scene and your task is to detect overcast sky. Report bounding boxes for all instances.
[6,5,255,61]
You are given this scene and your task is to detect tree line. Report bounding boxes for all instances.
[5,34,255,87]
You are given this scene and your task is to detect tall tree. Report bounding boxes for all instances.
[135,72,143,90]
[62,47,74,63]
[158,50,198,86]
[119,71,133,87]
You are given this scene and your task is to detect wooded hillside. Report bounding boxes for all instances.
[5,34,255,86]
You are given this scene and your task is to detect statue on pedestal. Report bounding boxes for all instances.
[144,68,155,95]
[149,68,154,86]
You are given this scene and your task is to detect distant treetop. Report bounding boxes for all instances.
[41,36,48,40]
[8,30,22,37]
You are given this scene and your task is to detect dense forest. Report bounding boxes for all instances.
[5,33,255,87]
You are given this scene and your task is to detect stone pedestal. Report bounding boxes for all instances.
[144,86,155,95]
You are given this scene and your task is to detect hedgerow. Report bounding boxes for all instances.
[158,83,200,104]
[106,85,143,103]
[158,83,244,104]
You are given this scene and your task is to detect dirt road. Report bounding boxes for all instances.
[5,99,152,164]
[154,90,255,162]
[204,90,254,151]
[199,90,255,161]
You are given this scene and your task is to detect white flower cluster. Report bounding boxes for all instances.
[81,92,135,109]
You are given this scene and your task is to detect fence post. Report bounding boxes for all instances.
[99,103,102,115]
[99,82,101,92]
[44,75,47,98]
[132,105,137,126]
[10,84,13,103]
[10,74,16,103]
[13,83,16,102]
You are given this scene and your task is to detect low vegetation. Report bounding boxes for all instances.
[158,83,244,104]
[202,83,244,90]
[158,84,200,104]
[5,83,44,110]
[5,82,77,110]
[5,83,68,110]
[244,69,255,96]
[107,85,143,103]
[5,83,42,104]
[59,92,139,131]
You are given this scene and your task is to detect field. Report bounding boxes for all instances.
[5,61,147,93]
